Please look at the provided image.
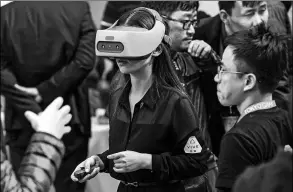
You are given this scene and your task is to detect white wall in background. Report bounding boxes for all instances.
[198,1,219,17]
[1,1,13,7]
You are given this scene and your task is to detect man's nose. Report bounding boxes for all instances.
[214,73,220,83]
[186,24,195,36]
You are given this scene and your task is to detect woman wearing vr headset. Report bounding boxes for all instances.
[71,7,215,192]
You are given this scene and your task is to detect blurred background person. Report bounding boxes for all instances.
[1,97,72,192]
[0,2,96,192]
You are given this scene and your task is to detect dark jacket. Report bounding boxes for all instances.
[1,124,65,192]
[99,76,216,192]
[0,1,96,137]
[216,106,292,191]
[193,14,291,156]
[172,51,211,150]
[172,52,218,192]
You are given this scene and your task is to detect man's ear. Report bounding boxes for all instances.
[243,73,257,92]
[219,10,230,25]
[152,44,163,57]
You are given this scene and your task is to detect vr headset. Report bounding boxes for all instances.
[95,7,171,59]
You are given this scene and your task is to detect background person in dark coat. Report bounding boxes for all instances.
[0,2,96,192]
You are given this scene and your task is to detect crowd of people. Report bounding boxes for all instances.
[1,1,292,192]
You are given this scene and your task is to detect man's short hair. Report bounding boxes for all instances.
[225,23,289,93]
[142,1,199,17]
[218,1,263,15]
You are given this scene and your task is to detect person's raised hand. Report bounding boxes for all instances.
[188,40,212,59]
[24,97,72,139]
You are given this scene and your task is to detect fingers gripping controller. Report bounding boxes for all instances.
[74,166,96,180]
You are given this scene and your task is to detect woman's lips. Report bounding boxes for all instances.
[116,59,128,66]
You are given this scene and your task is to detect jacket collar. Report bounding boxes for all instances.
[118,77,160,111]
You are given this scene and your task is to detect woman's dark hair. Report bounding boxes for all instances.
[111,9,185,93]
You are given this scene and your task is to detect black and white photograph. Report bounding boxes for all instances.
[1,1,292,192]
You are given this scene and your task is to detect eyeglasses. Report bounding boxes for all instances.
[217,65,246,79]
[162,15,199,30]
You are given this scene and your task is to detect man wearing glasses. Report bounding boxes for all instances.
[157,5,211,59]
[214,23,292,192]
[143,2,218,192]
[193,1,291,158]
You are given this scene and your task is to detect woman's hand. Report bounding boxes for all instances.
[107,151,152,173]
[71,155,104,183]
[24,97,72,139]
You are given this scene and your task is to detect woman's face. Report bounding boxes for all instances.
[115,55,153,74]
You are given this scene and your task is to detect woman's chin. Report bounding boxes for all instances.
[119,67,131,74]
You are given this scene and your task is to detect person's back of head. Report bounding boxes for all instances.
[233,148,292,192]
[224,22,289,94]
[141,1,199,17]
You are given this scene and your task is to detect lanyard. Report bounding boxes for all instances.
[237,100,276,123]
[244,100,276,115]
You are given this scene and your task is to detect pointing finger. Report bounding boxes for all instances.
[107,152,125,160]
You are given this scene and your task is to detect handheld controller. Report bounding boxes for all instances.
[74,166,96,180]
